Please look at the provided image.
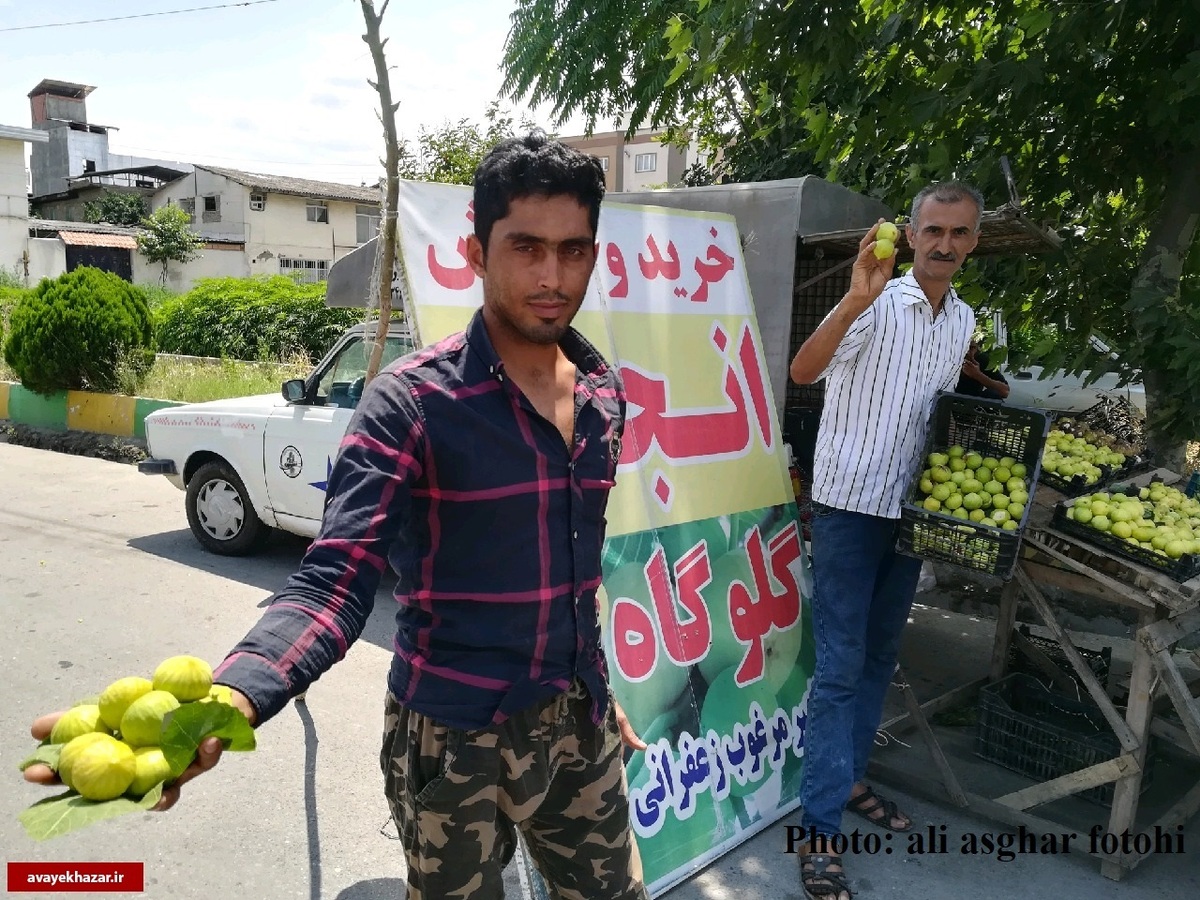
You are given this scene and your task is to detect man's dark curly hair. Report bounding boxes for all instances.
[473,131,606,255]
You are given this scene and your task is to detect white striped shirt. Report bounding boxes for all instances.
[811,271,976,519]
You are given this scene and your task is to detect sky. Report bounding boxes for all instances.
[0,0,589,186]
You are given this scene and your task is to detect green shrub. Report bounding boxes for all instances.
[0,269,27,351]
[137,282,180,311]
[3,267,155,396]
[0,287,24,352]
[154,276,360,362]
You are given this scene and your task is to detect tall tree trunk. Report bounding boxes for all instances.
[1128,151,1200,472]
[360,0,401,386]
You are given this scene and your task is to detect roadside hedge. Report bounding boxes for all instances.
[3,268,155,395]
[155,276,361,362]
[0,287,22,350]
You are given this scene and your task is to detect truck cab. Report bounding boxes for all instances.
[138,320,415,554]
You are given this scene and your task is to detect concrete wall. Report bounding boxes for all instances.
[154,170,249,242]
[24,235,247,293]
[0,138,29,272]
[29,125,68,198]
[26,237,65,283]
[242,192,363,271]
[30,125,110,198]
[133,243,248,292]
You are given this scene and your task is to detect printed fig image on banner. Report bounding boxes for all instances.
[394,181,815,896]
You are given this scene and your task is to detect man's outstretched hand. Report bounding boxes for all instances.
[23,688,256,811]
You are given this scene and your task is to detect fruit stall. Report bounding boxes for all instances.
[876,393,1200,882]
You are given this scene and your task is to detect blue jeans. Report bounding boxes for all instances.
[799,503,923,837]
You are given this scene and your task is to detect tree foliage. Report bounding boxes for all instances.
[396,102,535,185]
[136,205,203,285]
[83,191,148,226]
[3,267,155,395]
[503,0,1200,452]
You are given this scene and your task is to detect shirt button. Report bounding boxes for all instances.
[573,530,578,539]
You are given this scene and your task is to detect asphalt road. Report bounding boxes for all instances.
[3,442,1198,899]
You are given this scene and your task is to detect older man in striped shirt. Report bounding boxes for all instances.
[789,182,982,900]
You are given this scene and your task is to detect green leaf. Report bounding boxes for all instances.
[159,701,256,778]
[1019,9,1054,39]
[665,56,692,88]
[18,744,62,773]
[19,784,163,842]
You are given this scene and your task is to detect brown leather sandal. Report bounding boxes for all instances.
[845,784,912,832]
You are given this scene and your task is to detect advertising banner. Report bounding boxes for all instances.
[395,180,814,895]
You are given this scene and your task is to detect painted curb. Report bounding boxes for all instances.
[1,381,185,438]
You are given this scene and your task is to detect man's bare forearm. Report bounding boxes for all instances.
[790,297,868,385]
[790,223,894,384]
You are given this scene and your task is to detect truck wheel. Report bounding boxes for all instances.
[185,460,270,555]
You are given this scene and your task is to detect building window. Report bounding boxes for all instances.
[177,198,195,223]
[594,156,609,172]
[634,152,657,173]
[280,257,330,283]
[249,192,266,211]
[83,159,96,174]
[202,195,220,223]
[306,199,329,223]
[356,205,381,244]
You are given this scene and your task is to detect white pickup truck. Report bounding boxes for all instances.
[138,321,415,554]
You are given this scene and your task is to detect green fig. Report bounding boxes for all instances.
[153,655,213,702]
[68,735,136,801]
[119,690,181,748]
[127,746,173,797]
[57,732,114,789]
[98,676,154,732]
[50,704,108,745]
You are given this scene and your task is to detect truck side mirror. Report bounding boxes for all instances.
[282,379,307,403]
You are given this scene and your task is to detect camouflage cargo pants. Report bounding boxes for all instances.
[380,680,649,900]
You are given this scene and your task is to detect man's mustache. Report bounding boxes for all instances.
[528,292,573,303]
[929,252,956,262]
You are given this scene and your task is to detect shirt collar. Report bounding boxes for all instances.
[898,270,962,309]
[463,308,614,383]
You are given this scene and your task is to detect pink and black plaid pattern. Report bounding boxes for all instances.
[216,310,626,730]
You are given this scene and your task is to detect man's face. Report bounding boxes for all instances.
[905,198,980,284]
[467,194,597,346]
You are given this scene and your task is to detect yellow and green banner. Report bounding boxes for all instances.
[396,181,814,895]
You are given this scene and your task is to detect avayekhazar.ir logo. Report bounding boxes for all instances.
[8,862,144,892]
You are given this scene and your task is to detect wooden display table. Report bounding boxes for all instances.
[875,468,1200,880]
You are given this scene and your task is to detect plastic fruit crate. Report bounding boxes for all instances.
[1007,625,1112,689]
[1051,501,1200,582]
[975,673,1155,807]
[1071,397,1146,451]
[1037,466,1112,498]
[898,393,1050,580]
[1041,400,1151,494]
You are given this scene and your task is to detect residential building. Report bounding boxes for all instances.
[0,123,48,278]
[558,128,703,192]
[152,166,381,284]
[19,79,384,291]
